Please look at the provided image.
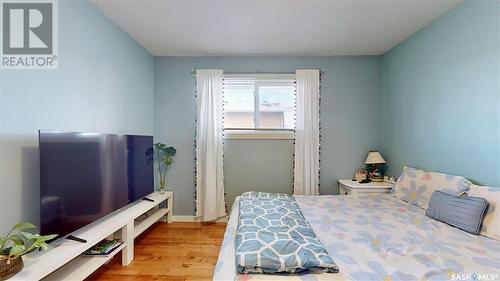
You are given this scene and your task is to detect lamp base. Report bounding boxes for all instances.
[359,178,371,184]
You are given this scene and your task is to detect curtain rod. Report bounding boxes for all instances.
[190,70,324,75]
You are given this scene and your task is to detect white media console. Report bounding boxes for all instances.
[11,191,173,281]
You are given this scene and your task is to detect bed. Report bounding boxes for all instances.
[214,193,500,281]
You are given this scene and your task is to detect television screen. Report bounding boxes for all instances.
[39,130,153,237]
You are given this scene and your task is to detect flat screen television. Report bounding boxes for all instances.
[39,130,154,237]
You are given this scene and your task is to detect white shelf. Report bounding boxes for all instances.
[134,208,169,238]
[11,191,173,281]
[42,243,125,281]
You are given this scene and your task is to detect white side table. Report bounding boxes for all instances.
[338,179,394,195]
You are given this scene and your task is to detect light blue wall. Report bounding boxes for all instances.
[0,0,154,234]
[154,56,381,215]
[380,0,500,186]
[224,140,294,212]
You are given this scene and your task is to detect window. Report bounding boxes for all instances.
[223,74,295,139]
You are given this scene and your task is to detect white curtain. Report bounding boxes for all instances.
[195,69,226,221]
[294,69,320,195]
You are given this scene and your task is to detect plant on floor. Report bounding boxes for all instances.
[0,222,57,279]
[147,143,176,193]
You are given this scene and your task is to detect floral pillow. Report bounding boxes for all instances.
[393,166,471,209]
[467,184,500,240]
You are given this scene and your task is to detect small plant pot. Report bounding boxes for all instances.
[0,256,24,280]
[159,187,166,194]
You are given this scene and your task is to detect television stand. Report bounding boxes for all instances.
[10,191,173,281]
[66,235,87,243]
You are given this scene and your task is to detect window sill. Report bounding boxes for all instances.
[223,130,295,140]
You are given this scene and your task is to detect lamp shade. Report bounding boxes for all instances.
[365,151,386,164]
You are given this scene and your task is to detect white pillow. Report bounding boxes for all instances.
[467,184,500,240]
[394,166,471,209]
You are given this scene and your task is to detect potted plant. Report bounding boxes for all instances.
[147,143,176,193]
[0,222,57,280]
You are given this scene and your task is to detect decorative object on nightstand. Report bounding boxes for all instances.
[354,169,367,182]
[338,179,394,195]
[365,151,386,182]
[384,175,399,184]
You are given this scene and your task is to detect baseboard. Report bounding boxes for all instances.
[172,215,228,223]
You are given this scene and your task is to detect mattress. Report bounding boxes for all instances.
[214,194,500,281]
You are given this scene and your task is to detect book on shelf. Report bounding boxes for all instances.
[83,240,123,256]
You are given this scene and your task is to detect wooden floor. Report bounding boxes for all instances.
[87,222,227,281]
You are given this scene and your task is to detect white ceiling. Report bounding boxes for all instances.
[91,0,462,56]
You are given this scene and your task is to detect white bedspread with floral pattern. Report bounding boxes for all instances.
[214,194,500,281]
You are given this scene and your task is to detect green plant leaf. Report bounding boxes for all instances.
[11,222,36,231]
[154,143,166,150]
[39,243,49,251]
[163,156,174,166]
[0,237,8,250]
[20,232,35,240]
[38,234,57,242]
[165,147,176,156]
[9,235,24,245]
[9,244,25,258]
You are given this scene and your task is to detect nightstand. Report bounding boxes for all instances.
[338,179,394,195]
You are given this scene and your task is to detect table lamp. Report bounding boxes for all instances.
[365,151,386,182]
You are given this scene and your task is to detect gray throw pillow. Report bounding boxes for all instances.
[426,190,489,234]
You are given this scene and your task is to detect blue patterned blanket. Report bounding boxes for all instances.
[235,192,339,274]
